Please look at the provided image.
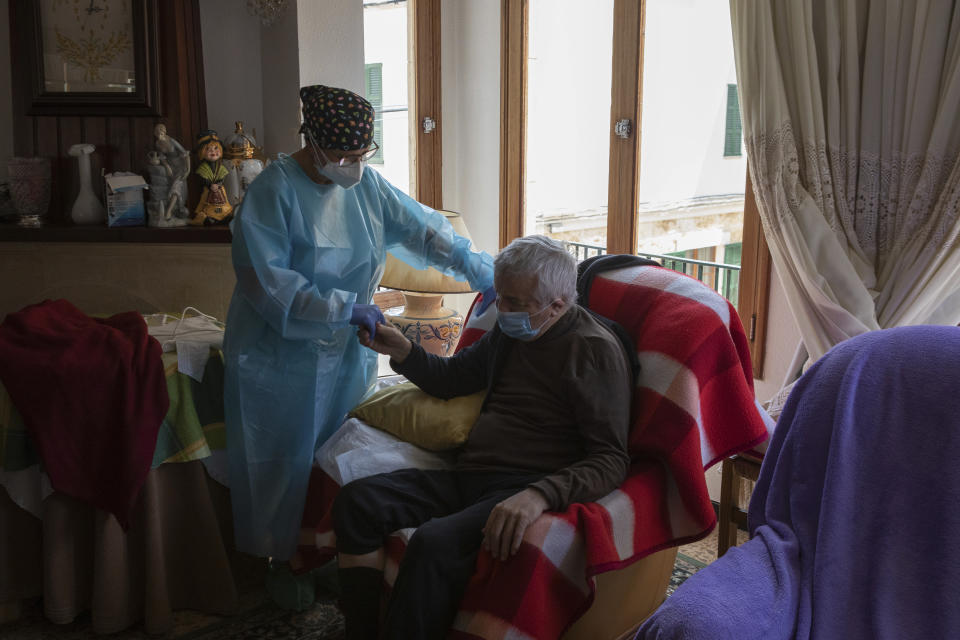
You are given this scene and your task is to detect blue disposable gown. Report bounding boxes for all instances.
[223,155,493,559]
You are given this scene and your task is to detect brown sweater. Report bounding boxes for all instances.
[393,305,632,511]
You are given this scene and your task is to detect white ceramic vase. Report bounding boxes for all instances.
[68,143,106,225]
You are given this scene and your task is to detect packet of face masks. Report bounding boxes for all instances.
[144,308,224,381]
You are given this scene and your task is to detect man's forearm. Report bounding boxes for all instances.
[529,452,629,511]
[391,338,489,400]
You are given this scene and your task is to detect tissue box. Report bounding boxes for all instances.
[104,173,148,227]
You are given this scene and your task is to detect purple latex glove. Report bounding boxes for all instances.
[350,303,387,339]
[475,285,497,315]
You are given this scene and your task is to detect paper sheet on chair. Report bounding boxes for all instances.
[315,417,454,486]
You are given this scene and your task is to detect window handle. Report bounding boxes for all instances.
[422,116,437,134]
[614,119,632,139]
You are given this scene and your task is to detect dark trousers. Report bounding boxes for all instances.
[332,468,542,640]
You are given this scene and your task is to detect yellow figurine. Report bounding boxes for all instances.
[191,130,234,225]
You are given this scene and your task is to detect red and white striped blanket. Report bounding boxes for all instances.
[301,264,771,639]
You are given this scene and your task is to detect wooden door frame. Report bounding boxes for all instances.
[605,0,645,255]
[737,171,772,377]
[499,0,527,248]
[412,0,443,209]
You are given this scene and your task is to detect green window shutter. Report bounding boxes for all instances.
[723,84,742,157]
[664,249,688,274]
[364,63,384,164]
[723,242,743,306]
[723,241,742,266]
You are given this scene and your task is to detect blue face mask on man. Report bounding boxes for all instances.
[497,303,552,341]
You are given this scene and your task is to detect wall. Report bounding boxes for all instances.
[236,0,365,159]
[0,0,12,180]
[199,0,264,150]
[441,0,501,257]
[297,0,365,97]
[753,264,802,401]
[260,2,302,157]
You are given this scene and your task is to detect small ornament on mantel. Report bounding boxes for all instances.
[223,121,265,205]
[191,130,234,226]
[144,150,187,227]
[152,124,191,222]
[68,144,105,225]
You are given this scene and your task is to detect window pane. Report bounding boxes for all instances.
[363,0,411,193]
[524,0,614,255]
[636,0,746,307]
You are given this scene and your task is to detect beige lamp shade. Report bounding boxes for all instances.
[379,211,476,294]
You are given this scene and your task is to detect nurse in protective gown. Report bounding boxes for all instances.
[223,85,495,560]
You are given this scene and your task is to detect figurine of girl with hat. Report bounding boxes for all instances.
[192,129,234,225]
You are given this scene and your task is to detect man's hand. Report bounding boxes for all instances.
[357,321,413,363]
[481,488,549,561]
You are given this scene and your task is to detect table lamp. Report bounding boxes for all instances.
[379,211,478,356]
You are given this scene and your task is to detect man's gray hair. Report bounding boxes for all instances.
[494,235,578,306]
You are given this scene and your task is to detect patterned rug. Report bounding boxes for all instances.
[668,552,707,596]
[2,552,708,640]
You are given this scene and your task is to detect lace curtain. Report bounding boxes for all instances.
[730,0,960,364]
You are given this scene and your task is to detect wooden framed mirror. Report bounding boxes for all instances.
[12,0,160,116]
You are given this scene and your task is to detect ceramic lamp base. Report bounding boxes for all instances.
[386,292,463,357]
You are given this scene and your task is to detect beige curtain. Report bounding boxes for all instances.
[730,0,960,363]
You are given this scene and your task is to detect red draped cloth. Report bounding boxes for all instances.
[0,299,169,528]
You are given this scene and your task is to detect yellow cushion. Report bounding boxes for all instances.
[350,382,485,451]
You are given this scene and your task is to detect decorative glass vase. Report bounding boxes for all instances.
[7,157,52,227]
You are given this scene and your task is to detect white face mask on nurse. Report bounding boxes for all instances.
[304,127,379,189]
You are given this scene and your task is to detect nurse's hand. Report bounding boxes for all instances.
[475,285,497,315]
[349,304,387,338]
[357,321,413,364]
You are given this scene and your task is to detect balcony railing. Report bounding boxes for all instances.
[565,241,741,307]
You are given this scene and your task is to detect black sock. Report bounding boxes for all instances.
[338,566,383,640]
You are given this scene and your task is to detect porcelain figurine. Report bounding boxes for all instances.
[191,130,234,226]
[223,121,266,205]
[153,124,191,221]
[145,150,187,227]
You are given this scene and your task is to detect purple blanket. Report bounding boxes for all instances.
[637,325,960,639]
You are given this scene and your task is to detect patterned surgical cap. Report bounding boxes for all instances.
[299,85,375,151]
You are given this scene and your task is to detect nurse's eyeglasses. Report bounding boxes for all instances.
[304,127,379,165]
[337,141,379,165]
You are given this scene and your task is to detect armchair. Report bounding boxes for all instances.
[303,260,770,639]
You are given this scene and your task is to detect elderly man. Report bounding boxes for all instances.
[333,235,633,640]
